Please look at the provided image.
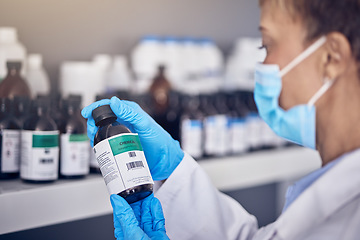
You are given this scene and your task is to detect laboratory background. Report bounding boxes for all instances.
[0,0,321,239]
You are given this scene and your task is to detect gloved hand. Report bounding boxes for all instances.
[110,194,169,240]
[81,96,184,180]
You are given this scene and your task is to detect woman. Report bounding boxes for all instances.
[82,0,360,239]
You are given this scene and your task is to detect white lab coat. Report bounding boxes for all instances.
[154,149,360,240]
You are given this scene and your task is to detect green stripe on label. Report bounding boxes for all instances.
[33,134,59,148]
[109,134,143,156]
[69,134,89,142]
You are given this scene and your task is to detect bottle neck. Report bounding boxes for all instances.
[7,68,20,77]
[0,104,7,114]
[67,106,78,116]
[37,107,48,117]
[97,117,117,127]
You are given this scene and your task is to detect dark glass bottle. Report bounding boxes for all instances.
[227,91,249,155]
[92,105,153,204]
[149,65,172,138]
[200,94,218,158]
[149,65,171,116]
[59,96,89,179]
[180,94,204,159]
[213,92,231,156]
[163,91,181,141]
[21,98,59,183]
[0,61,31,98]
[13,96,31,129]
[245,92,263,151]
[0,98,21,179]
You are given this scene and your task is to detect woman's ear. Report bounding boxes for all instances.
[323,32,353,79]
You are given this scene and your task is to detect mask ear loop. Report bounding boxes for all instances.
[279,36,327,78]
[307,77,335,107]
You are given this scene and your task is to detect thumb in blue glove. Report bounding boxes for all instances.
[82,96,184,181]
[110,194,169,240]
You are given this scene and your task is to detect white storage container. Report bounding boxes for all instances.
[0,27,27,81]
[60,61,104,107]
[26,54,50,97]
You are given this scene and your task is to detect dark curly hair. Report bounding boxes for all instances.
[259,0,360,72]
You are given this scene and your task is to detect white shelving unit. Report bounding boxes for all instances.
[0,147,321,235]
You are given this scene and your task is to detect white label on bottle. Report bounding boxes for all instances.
[204,115,229,156]
[246,113,262,148]
[230,118,248,154]
[181,119,203,159]
[1,130,20,173]
[20,130,59,181]
[60,134,90,176]
[93,133,153,195]
[90,146,99,168]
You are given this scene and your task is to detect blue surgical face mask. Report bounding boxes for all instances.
[254,36,334,149]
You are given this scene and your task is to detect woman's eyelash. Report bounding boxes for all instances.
[258,45,267,50]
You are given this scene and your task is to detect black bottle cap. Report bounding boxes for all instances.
[92,105,117,126]
[6,61,22,71]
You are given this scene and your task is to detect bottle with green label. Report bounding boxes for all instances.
[92,104,153,204]
[21,98,59,183]
[59,96,89,179]
[0,98,21,179]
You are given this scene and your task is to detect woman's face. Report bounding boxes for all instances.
[259,2,326,110]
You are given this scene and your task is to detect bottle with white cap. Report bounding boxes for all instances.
[26,54,50,97]
[107,55,132,93]
[93,54,112,87]
[131,36,165,94]
[60,61,104,107]
[0,27,27,81]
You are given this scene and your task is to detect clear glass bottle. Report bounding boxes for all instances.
[92,105,153,203]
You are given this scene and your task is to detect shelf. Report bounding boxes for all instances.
[0,147,321,235]
[200,146,321,191]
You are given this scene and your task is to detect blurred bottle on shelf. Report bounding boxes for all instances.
[200,94,223,158]
[0,61,31,99]
[224,38,265,91]
[107,55,132,94]
[60,95,89,179]
[150,65,171,116]
[13,96,31,129]
[132,36,165,94]
[149,65,173,139]
[162,37,182,91]
[93,54,112,93]
[26,54,50,97]
[164,91,181,141]
[0,27,27,81]
[180,94,203,159]
[60,61,104,107]
[36,93,65,131]
[244,92,263,151]
[21,98,59,183]
[213,92,231,156]
[198,38,224,90]
[227,91,249,155]
[0,98,21,179]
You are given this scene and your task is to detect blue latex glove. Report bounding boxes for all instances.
[81,96,184,181]
[110,194,169,240]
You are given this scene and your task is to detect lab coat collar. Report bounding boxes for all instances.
[273,148,360,240]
